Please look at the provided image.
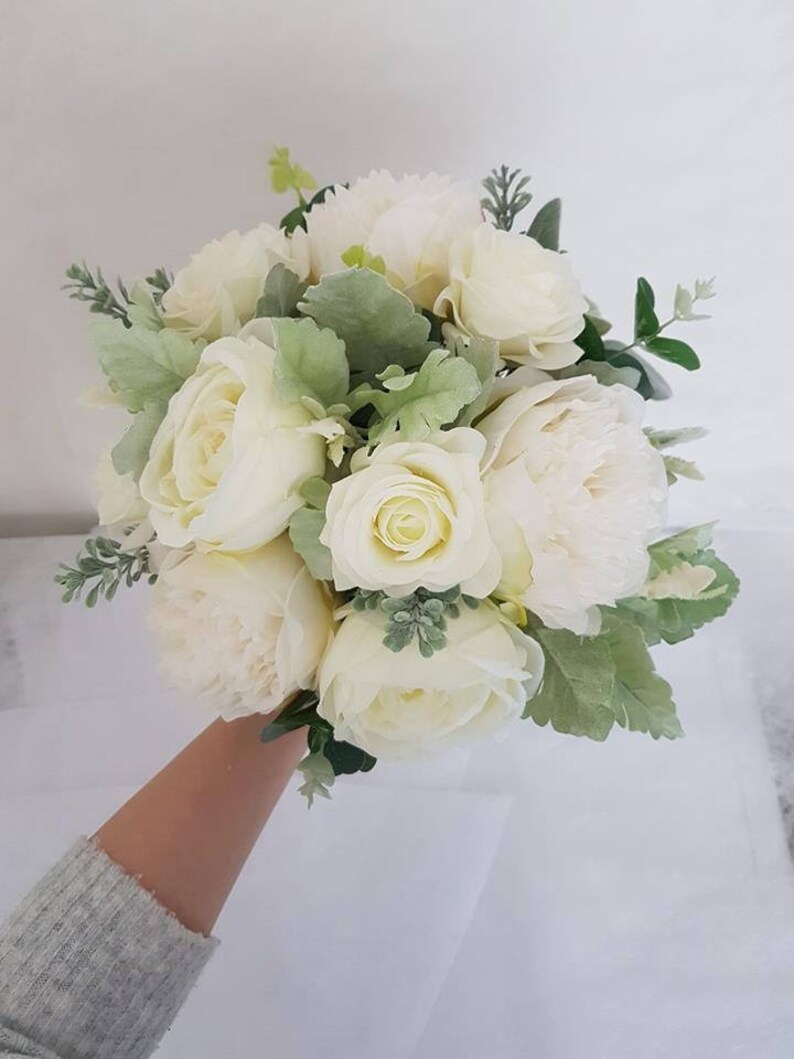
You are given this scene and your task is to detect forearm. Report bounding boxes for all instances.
[95,712,306,935]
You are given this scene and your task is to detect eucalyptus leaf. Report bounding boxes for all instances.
[556,359,642,390]
[300,269,434,378]
[573,315,607,362]
[297,752,335,807]
[605,349,672,401]
[526,197,562,251]
[94,319,201,413]
[634,277,659,341]
[273,317,349,410]
[644,336,701,371]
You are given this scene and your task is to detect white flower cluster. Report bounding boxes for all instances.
[75,152,727,790]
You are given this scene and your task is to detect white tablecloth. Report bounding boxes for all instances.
[1,532,792,1058]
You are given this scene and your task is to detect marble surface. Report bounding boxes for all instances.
[1,531,793,1057]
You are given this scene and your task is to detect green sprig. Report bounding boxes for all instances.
[353,586,480,658]
[55,536,156,606]
[481,165,533,231]
[63,263,131,325]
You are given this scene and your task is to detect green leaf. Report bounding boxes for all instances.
[599,612,683,739]
[644,336,701,371]
[634,277,659,341]
[273,317,349,411]
[126,280,163,331]
[445,332,500,425]
[645,426,707,450]
[605,349,672,401]
[111,401,167,479]
[268,145,318,197]
[526,197,562,251]
[279,183,337,235]
[341,244,387,275]
[260,690,320,743]
[573,315,607,362]
[255,264,308,319]
[523,623,617,740]
[288,507,333,580]
[94,319,201,413]
[322,738,377,775]
[300,269,434,378]
[297,752,336,807]
[356,349,480,443]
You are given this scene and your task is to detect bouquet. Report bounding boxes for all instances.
[57,148,739,804]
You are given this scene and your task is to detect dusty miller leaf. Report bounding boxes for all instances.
[94,319,200,413]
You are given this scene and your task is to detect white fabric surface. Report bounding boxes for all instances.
[1,533,793,1057]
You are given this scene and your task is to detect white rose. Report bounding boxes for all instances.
[162,224,306,342]
[479,375,668,634]
[140,334,325,552]
[299,170,482,309]
[320,428,501,597]
[149,537,335,720]
[434,223,588,368]
[317,602,544,760]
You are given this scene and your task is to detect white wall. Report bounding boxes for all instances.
[2,0,791,535]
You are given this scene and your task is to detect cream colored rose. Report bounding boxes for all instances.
[434,223,588,367]
[139,335,325,552]
[149,537,334,720]
[320,428,500,597]
[298,170,482,309]
[94,448,153,549]
[479,375,668,634]
[317,602,544,760]
[162,224,306,342]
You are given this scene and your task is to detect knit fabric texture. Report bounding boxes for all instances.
[0,837,218,1059]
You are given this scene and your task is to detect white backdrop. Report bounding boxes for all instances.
[2,0,792,535]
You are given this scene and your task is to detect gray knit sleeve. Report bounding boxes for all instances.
[0,837,218,1059]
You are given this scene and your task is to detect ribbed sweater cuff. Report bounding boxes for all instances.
[0,837,218,1059]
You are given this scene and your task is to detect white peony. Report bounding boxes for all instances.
[434,223,588,368]
[320,428,500,598]
[162,224,306,342]
[317,602,544,760]
[139,334,325,552]
[149,537,335,720]
[478,374,668,634]
[298,170,482,309]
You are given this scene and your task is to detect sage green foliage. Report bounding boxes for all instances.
[481,165,533,230]
[273,317,350,410]
[288,476,332,581]
[126,281,163,331]
[255,264,308,318]
[279,183,337,235]
[64,263,172,327]
[633,277,700,370]
[613,525,739,646]
[288,508,332,580]
[352,350,481,443]
[55,536,155,607]
[446,334,500,425]
[111,400,166,479]
[524,611,682,741]
[525,197,562,251]
[645,426,707,450]
[557,359,642,390]
[573,316,608,362]
[353,586,479,658]
[300,269,435,378]
[94,319,201,413]
[63,263,132,325]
